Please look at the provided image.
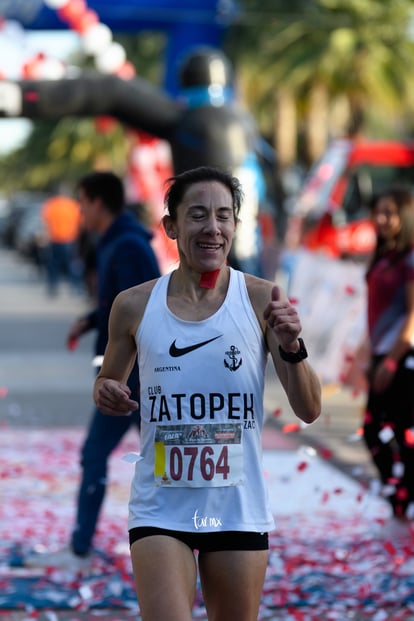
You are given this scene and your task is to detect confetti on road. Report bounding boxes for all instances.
[1,428,414,620]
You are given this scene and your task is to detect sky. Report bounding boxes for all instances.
[0,25,79,154]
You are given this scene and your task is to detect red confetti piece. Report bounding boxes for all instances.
[67,336,79,351]
[384,540,398,556]
[0,387,8,398]
[272,407,282,418]
[344,353,355,363]
[396,487,409,501]
[363,411,373,424]
[318,447,333,460]
[288,297,299,305]
[405,428,414,447]
[344,284,356,295]
[297,461,308,472]
[282,422,300,433]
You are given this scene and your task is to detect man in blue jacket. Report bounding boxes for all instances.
[25,171,161,570]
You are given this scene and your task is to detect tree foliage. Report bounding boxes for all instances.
[225,0,414,157]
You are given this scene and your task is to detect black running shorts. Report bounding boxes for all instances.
[129,527,269,552]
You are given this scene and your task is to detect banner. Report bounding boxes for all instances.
[281,249,368,387]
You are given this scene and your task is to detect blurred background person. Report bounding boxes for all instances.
[363,186,414,520]
[41,193,83,296]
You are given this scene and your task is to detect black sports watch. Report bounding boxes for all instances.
[278,338,308,363]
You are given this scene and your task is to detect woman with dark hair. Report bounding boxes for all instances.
[93,166,321,620]
[363,186,414,519]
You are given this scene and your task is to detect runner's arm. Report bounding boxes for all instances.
[94,290,139,416]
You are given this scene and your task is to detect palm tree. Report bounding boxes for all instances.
[226,0,414,168]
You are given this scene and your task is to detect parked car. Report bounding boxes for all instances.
[14,200,49,268]
[2,192,49,250]
[284,138,414,259]
[0,195,11,242]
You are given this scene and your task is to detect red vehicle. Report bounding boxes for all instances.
[285,138,414,258]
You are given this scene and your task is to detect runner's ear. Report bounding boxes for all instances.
[162,214,176,239]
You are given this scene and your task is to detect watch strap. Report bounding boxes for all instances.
[278,337,308,363]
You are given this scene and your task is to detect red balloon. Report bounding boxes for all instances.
[70,8,99,33]
[57,0,87,24]
[115,61,136,80]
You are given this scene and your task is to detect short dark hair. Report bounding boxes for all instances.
[78,171,125,215]
[164,166,243,221]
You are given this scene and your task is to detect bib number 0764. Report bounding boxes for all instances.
[170,445,229,482]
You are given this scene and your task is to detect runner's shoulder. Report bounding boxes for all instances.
[114,277,159,317]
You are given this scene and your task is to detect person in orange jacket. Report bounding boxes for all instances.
[41,194,83,295]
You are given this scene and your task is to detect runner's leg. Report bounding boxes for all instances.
[130,535,197,621]
[199,548,268,621]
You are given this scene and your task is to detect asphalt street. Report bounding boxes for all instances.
[0,247,95,427]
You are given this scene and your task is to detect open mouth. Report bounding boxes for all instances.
[197,242,222,250]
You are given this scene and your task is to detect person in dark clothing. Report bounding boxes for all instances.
[363,186,414,520]
[25,171,161,570]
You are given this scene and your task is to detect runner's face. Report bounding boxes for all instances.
[372,196,401,241]
[173,181,236,272]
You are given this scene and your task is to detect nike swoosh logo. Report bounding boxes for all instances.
[169,335,222,357]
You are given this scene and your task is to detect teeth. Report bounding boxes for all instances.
[198,243,220,249]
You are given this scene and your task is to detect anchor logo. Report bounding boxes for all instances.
[224,345,242,372]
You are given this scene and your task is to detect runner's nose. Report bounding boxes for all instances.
[203,214,220,235]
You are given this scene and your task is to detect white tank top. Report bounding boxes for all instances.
[128,267,275,533]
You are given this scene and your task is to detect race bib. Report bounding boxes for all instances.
[154,423,243,487]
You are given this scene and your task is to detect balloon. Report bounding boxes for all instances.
[81,22,112,56]
[95,42,126,74]
[71,9,99,34]
[38,58,67,80]
[43,0,70,8]
[57,0,87,23]
[115,61,136,80]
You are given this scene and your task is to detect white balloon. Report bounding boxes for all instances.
[43,0,70,8]
[95,42,126,74]
[38,58,67,80]
[81,23,112,56]
[3,19,25,40]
